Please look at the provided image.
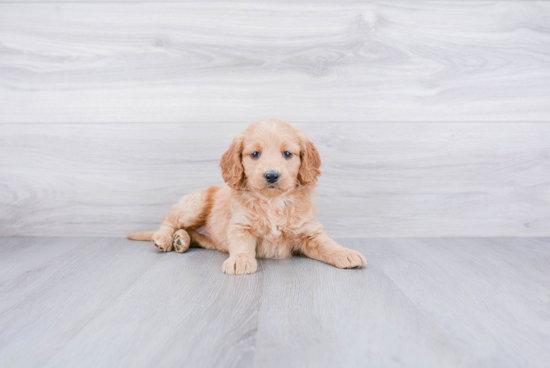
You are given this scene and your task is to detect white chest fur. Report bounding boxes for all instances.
[251,196,299,236]
[246,196,304,258]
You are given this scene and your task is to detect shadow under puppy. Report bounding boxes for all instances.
[127,118,366,275]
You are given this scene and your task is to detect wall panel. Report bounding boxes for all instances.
[1,2,549,123]
[1,122,549,237]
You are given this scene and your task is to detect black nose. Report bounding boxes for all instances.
[264,171,280,184]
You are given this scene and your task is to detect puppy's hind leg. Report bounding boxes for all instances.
[172,229,191,253]
[188,230,219,251]
[173,229,218,254]
[152,186,219,252]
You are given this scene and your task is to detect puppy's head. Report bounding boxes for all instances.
[220,119,321,196]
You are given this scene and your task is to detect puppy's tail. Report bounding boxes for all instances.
[126,231,155,241]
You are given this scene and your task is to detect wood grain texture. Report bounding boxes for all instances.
[1,237,550,367]
[253,237,550,367]
[377,237,550,367]
[0,237,263,368]
[1,122,549,237]
[1,2,549,123]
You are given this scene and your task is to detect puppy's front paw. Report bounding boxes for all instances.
[222,255,258,275]
[330,249,367,269]
[151,232,173,252]
[173,229,190,253]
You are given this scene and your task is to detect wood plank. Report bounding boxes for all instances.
[0,237,100,313]
[1,237,549,367]
[0,237,263,368]
[253,238,474,367]
[0,237,162,366]
[43,246,263,368]
[377,237,550,367]
[1,122,549,237]
[1,2,549,123]
[253,237,550,367]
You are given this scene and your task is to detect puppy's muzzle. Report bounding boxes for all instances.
[264,171,280,184]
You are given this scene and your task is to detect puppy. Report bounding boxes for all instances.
[127,118,366,275]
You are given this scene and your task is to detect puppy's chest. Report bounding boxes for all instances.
[249,200,302,239]
[253,207,297,259]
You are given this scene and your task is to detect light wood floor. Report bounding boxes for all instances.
[1,237,549,367]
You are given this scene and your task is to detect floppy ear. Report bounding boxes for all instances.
[298,137,321,186]
[220,135,245,189]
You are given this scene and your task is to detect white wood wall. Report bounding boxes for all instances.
[1,1,549,237]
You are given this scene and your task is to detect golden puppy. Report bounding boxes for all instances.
[127,118,366,275]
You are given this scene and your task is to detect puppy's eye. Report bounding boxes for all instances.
[283,151,293,159]
[250,151,261,159]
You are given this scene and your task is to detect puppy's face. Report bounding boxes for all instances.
[220,119,321,196]
[240,123,302,195]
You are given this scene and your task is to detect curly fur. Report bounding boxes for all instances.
[127,118,366,275]
[220,134,245,190]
